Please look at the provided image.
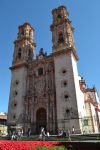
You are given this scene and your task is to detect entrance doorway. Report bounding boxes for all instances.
[36,108,47,133]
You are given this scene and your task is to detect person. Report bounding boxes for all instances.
[58,129,62,137]
[17,130,22,140]
[39,133,42,140]
[62,130,66,138]
[67,129,71,141]
[21,129,24,136]
[11,131,17,140]
[72,126,75,134]
[41,127,46,141]
[27,128,31,137]
[46,131,50,140]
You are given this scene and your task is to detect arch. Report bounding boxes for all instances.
[28,49,33,60]
[36,108,47,133]
[57,14,62,19]
[58,32,64,44]
[18,48,21,59]
[63,91,70,100]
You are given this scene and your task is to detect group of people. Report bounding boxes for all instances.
[9,126,75,141]
[57,127,75,141]
[11,130,23,140]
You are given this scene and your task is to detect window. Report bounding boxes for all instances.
[66,109,70,113]
[38,68,43,76]
[14,103,16,107]
[64,94,69,101]
[66,109,70,118]
[60,68,67,76]
[28,49,32,59]
[63,81,67,87]
[58,14,62,19]
[63,91,69,101]
[11,101,17,109]
[15,80,19,85]
[13,115,16,119]
[14,91,18,96]
[84,119,88,126]
[64,94,69,99]
[58,33,64,44]
[18,48,21,59]
[62,69,66,74]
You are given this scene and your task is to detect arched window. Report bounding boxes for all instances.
[14,103,17,107]
[58,33,64,44]
[18,48,21,59]
[63,91,70,101]
[63,81,67,87]
[61,80,67,88]
[62,69,66,74]
[13,115,16,119]
[28,49,31,57]
[28,49,32,60]
[60,68,67,76]
[57,14,62,19]
[66,109,70,118]
[64,94,69,99]
[15,80,19,85]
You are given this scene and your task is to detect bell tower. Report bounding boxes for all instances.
[51,6,84,132]
[13,22,35,65]
[51,6,75,52]
[7,23,35,128]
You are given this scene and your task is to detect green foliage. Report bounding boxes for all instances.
[36,147,66,150]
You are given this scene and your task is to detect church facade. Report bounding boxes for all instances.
[7,6,100,134]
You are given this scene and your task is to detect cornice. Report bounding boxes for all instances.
[10,61,28,70]
[85,88,96,93]
[14,37,36,47]
[52,47,78,61]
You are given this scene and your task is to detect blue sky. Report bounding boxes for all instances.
[0,0,100,112]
